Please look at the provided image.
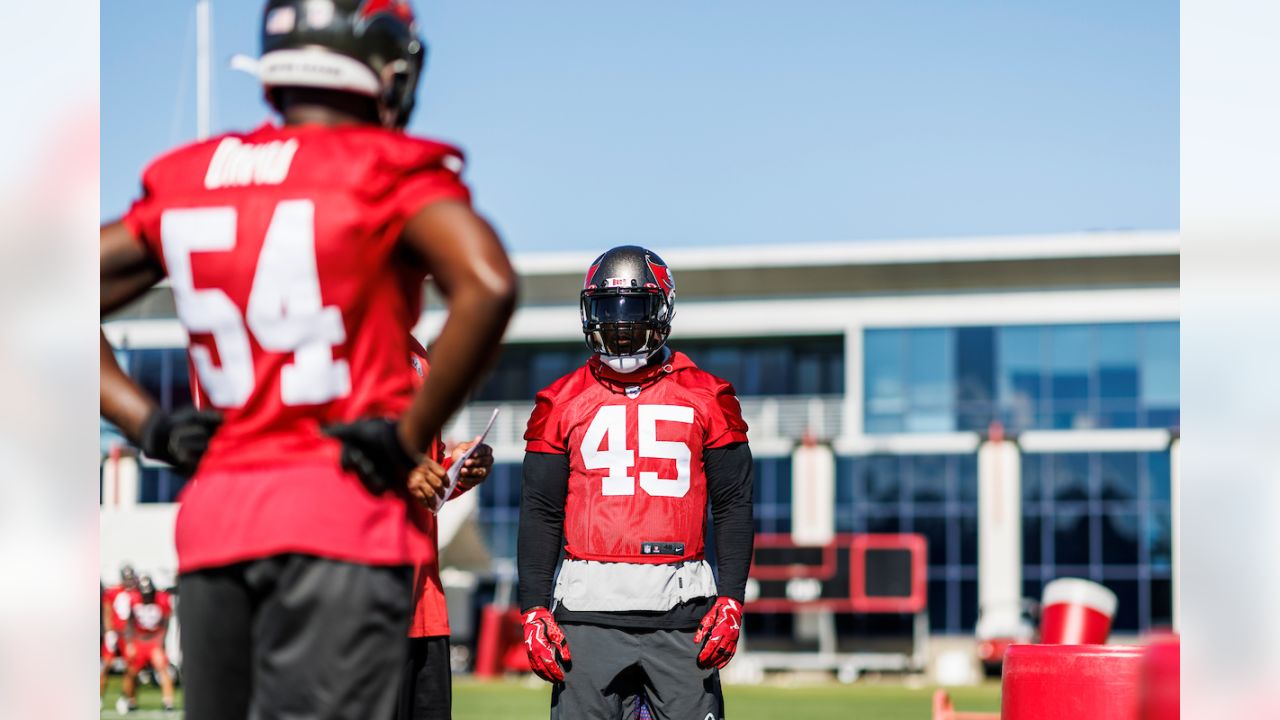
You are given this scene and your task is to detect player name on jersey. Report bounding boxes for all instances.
[204,137,300,189]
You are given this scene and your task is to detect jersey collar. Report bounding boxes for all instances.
[588,349,696,391]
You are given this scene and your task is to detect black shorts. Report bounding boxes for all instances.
[178,554,412,720]
[396,636,452,720]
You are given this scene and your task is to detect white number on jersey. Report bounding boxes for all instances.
[579,404,694,498]
[161,201,351,408]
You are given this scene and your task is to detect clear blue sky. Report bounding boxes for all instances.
[102,1,1177,252]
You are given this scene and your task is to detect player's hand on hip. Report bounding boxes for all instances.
[452,440,494,491]
[140,407,223,476]
[694,597,743,670]
[522,607,571,683]
[322,417,422,495]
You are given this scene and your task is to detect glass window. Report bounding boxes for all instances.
[955,327,996,431]
[1048,325,1093,429]
[1146,451,1171,502]
[1101,510,1140,566]
[865,330,906,431]
[997,326,1043,431]
[858,455,902,504]
[1052,508,1090,566]
[1106,580,1140,633]
[906,329,952,407]
[1097,324,1140,428]
[1022,453,1044,504]
[958,512,978,566]
[1149,578,1174,629]
[956,455,979,504]
[1100,452,1139,501]
[1050,453,1091,502]
[1141,324,1180,427]
[913,514,948,567]
[908,455,948,503]
[1146,505,1173,568]
[138,465,187,503]
[1023,515,1042,566]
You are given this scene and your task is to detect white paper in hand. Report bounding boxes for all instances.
[430,408,499,514]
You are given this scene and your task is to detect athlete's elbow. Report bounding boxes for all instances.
[475,264,518,317]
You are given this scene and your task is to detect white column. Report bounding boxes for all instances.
[843,322,864,440]
[791,441,835,547]
[975,432,1024,640]
[102,453,140,511]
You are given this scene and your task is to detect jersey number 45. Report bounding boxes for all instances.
[580,405,694,498]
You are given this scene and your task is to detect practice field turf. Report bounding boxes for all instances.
[102,676,1001,719]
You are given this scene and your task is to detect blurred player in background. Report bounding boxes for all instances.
[117,574,176,715]
[98,1,517,717]
[518,246,754,719]
[100,564,138,702]
[398,337,494,720]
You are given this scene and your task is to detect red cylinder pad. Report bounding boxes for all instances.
[1140,636,1179,720]
[1040,603,1113,645]
[1040,578,1117,645]
[1002,644,1144,720]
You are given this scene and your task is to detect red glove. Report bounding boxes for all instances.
[694,597,742,669]
[522,607,572,682]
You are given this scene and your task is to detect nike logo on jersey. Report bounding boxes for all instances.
[205,137,300,189]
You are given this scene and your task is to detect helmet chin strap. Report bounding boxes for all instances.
[600,353,651,374]
[599,346,668,374]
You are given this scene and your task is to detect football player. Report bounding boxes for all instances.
[398,336,494,720]
[100,565,138,703]
[98,2,517,718]
[518,246,754,719]
[118,575,176,715]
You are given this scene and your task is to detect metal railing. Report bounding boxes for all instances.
[442,395,846,451]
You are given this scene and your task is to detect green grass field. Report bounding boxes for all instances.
[102,676,1001,719]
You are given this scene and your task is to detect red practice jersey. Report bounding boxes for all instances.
[406,336,452,638]
[524,351,749,563]
[102,585,136,633]
[122,123,468,571]
[129,591,173,641]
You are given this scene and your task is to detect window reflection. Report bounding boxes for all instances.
[1022,451,1173,632]
[866,322,1178,434]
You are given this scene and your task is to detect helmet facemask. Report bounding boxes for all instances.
[581,290,671,373]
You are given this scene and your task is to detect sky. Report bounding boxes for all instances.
[101,1,1178,253]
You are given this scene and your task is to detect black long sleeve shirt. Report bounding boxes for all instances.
[517,442,755,630]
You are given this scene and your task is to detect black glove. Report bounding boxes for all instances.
[322,418,422,495]
[140,407,223,476]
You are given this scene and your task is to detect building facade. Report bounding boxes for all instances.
[102,230,1179,637]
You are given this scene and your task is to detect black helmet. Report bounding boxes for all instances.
[580,246,676,372]
[138,574,157,603]
[120,564,138,589]
[259,0,426,128]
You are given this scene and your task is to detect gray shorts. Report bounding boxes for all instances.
[178,554,413,720]
[552,623,724,720]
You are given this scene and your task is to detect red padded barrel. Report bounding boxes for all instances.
[1002,644,1144,720]
[1140,635,1180,720]
[1040,578,1117,644]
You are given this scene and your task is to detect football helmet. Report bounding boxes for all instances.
[580,245,676,373]
[259,0,426,128]
[120,564,138,589]
[138,575,157,604]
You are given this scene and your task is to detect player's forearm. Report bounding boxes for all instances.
[399,283,515,452]
[101,330,157,442]
[706,443,756,603]
[518,452,570,612]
